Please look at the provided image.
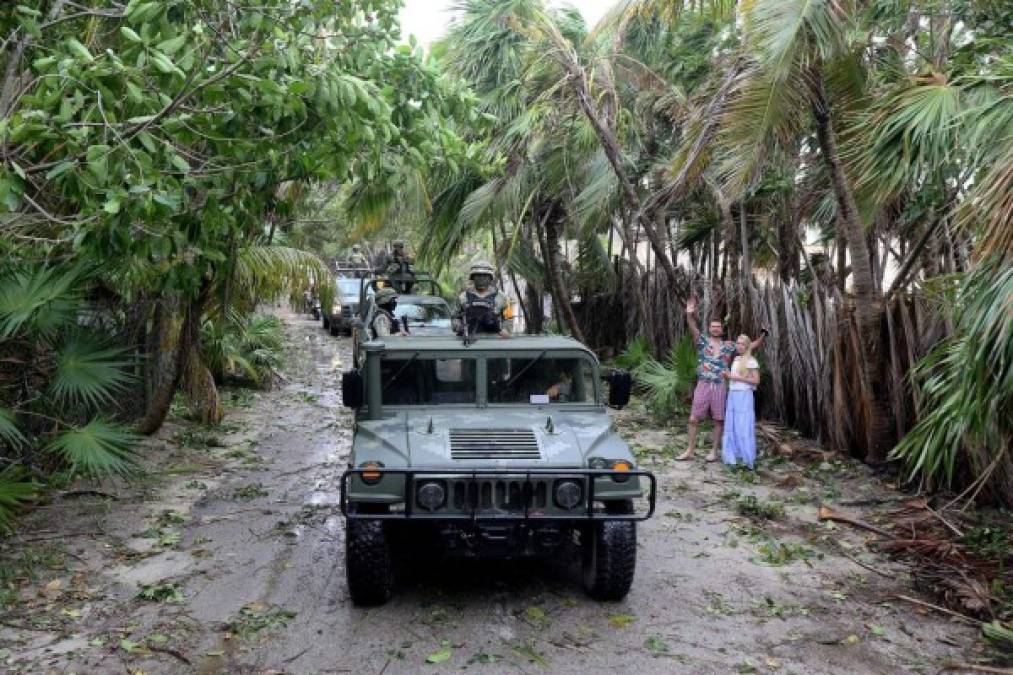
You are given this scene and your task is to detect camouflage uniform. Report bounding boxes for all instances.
[347,244,368,268]
[457,260,510,335]
[370,287,401,339]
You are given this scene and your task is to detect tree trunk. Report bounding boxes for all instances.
[540,207,586,342]
[183,343,222,426]
[809,66,891,462]
[137,289,206,435]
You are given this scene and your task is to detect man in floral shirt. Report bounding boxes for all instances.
[677,297,765,462]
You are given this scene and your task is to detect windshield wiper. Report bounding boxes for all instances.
[382,351,420,393]
[504,350,547,390]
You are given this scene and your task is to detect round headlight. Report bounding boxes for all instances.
[554,480,583,509]
[588,457,609,470]
[417,481,446,511]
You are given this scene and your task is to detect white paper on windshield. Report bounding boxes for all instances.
[529,394,549,405]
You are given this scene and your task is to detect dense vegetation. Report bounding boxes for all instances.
[0,0,478,528]
[0,0,1010,528]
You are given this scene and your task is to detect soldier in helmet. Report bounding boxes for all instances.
[384,239,415,293]
[347,244,368,268]
[457,260,511,337]
[370,287,403,339]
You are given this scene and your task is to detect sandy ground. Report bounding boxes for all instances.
[0,308,984,674]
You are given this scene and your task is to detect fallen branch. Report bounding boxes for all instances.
[818,505,893,538]
[147,645,192,666]
[893,594,979,626]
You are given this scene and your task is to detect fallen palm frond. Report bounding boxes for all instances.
[820,498,1012,636]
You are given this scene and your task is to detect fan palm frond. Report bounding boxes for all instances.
[50,337,134,409]
[0,467,39,533]
[0,407,27,449]
[0,265,83,339]
[47,418,139,478]
[635,335,697,420]
[851,81,962,200]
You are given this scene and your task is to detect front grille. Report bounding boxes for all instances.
[450,479,550,512]
[450,428,541,460]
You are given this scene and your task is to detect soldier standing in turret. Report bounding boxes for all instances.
[370,287,403,338]
[457,260,511,337]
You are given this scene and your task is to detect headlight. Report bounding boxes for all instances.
[588,457,609,469]
[358,461,384,485]
[416,481,446,511]
[554,480,583,509]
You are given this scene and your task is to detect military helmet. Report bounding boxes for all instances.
[469,260,495,279]
[375,287,398,304]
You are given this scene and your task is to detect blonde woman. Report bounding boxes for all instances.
[720,335,760,468]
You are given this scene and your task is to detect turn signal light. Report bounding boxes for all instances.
[359,461,384,484]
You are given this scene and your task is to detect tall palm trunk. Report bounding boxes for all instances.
[809,66,891,462]
[540,206,585,342]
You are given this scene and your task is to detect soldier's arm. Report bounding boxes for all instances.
[374,314,391,337]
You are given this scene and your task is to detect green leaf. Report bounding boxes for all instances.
[170,155,190,173]
[150,51,176,75]
[47,419,139,477]
[86,145,110,183]
[119,27,143,43]
[156,35,187,55]
[45,161,76,181]
[644,634,671,653]
[425,641,452,664]
[66,38,95,64]
[0,265,81,337]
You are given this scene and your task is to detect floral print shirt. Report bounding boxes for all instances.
[696,334,736,383]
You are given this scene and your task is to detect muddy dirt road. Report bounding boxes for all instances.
[2,310,981,673]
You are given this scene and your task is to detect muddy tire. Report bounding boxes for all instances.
[582,520,636,601]
[322,313,330,330]
[346,519,393,605]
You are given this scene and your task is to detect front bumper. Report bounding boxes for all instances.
[340,467,656,522]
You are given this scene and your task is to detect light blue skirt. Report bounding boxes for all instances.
[722,389,756,468]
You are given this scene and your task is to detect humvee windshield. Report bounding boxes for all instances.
[378,353,597,406]
[487,357,595,404]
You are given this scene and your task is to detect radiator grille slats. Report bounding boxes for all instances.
[449,428,541,460]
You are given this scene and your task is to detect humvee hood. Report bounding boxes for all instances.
[366,410,629,467]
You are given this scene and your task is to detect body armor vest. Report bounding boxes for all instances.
[463,290,501,334]
[371,308,401,339]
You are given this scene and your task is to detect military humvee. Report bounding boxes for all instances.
[339,334,656,605]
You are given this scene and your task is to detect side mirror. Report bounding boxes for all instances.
[608,369,632,409]
[342,369,364,408]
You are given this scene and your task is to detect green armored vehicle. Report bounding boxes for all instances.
[339,334,656,605]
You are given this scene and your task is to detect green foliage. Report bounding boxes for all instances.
[0,467,39,533]
[634,336,697,422]
[50,338,134,409]
[614,336,653,371]
[202,314,284,386]
[47,419,139,478]
[891,259,1013,501]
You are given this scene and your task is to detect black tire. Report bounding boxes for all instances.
[582,520,636,601]
[345,519,394,605]
[322,313,330,330]
[329,320,341,337]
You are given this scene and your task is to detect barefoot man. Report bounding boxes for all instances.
[677,298,766,462]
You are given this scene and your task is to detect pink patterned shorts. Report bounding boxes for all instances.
[690,380,727,422]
